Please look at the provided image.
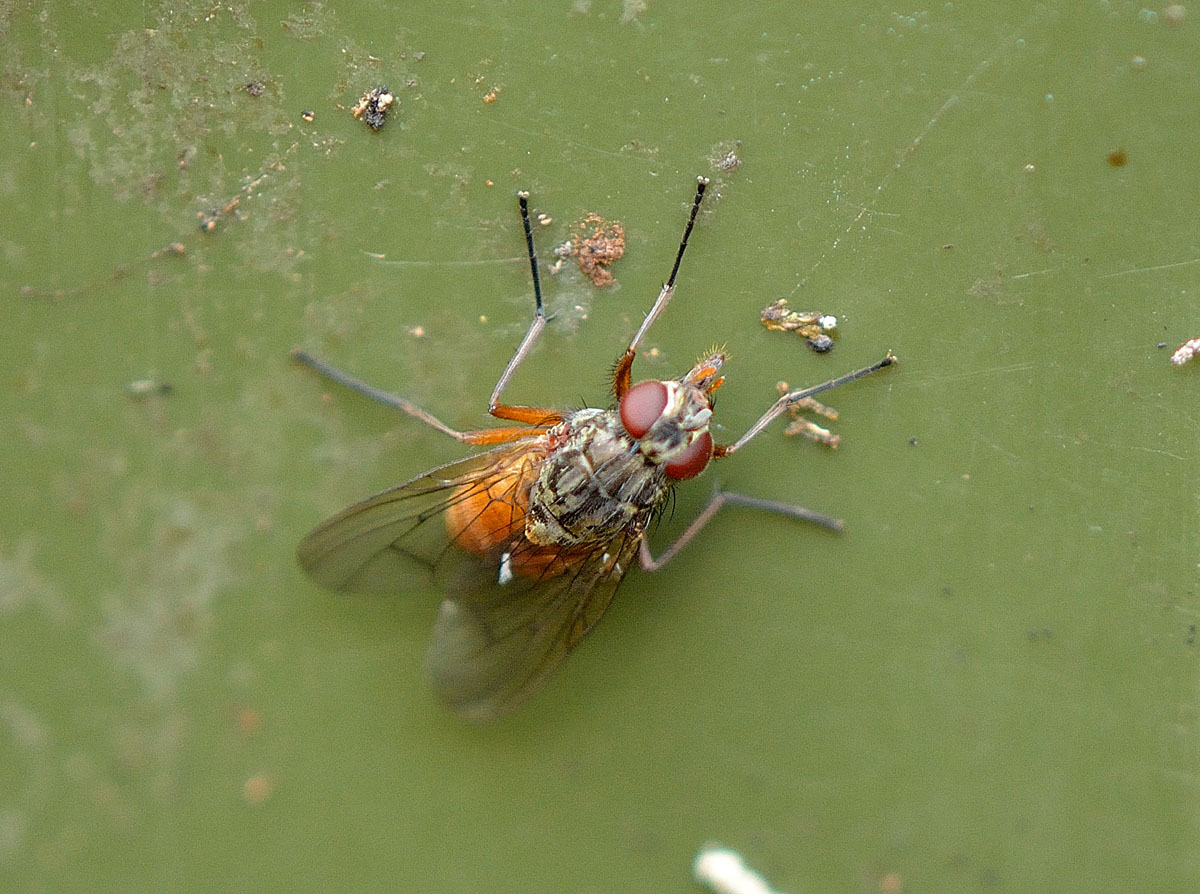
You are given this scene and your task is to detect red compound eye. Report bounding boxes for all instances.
[664,430,712,480]
[619,380,668,438]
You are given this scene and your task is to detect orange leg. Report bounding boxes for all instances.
[610,177,709,400]
[612,348,635,402]
[296,179,711,438]
[292,191,569,443]
[291,349,561,444]
[456,423,555,446]
[485,191,551,414]
[488,403,565,426]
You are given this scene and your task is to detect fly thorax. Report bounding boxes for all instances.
[525,410,663,547]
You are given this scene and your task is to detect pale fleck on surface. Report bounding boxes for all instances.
[694,846,780,894]
[0,537,68,621]
[243,774,276,805]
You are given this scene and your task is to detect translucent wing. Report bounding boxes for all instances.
[427,528,643,722]
[297,439,547,593]
[297,435,645,721]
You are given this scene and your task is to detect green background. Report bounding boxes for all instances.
[3,1,1198,890]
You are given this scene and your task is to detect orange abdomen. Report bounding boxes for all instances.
[445,480,526,555]
[444,449,543,556]
[443,446,592,580]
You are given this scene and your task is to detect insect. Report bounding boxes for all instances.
[293,178,895,721]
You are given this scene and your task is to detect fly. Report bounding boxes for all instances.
[293,177,896,721]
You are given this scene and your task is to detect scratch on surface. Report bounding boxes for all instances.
[920,362,1035,384]
[1097,257,1200,279]
[797,26,1027,288]
[1011,267,1058,280]
[983,438,1090,496]
[481,116,631,160]
[364,252,528,268]
[1109,444,1187,462]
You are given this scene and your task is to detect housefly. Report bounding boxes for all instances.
[293,178,896,721]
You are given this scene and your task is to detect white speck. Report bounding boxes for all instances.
[694,846,780,894]
[498,552,514,586]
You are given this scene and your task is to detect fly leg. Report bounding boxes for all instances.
[638,490,844,572]
[292,189,569,443]
[640,352,898,570]
[484,190,554,422]
[290,348,561,446]
[713,353,897,458]
[612,177,709,400]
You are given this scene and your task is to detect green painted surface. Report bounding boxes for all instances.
[2,2,1198,890]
